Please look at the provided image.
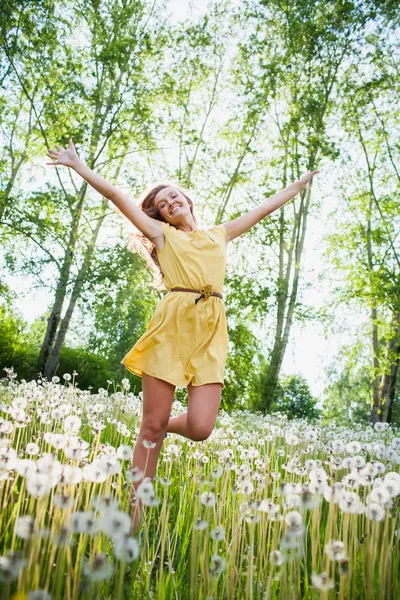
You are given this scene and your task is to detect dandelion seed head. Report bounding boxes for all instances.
[142,439,156,449]
[325,540,347,561]
[369,486,390,505]
[312,572,334,591]
[60,465,82,485]
[366,503,385,521]
[0,446,17,470]
[0,551,28,581]
[15,459,37,478]
[27,473,51,497]
[270,550,284,566]
[15,515,35,540]
[200,491,216,507]
[84,553,113,581]
[70,512,99,534]
[117,445,133,460]
[114,537,139,562]
[126,465,144,482]
[64,415,81,434]
[210,524,225,541]
[53,494,75,510]
[240,480,254,495]
[209,554,225,576]
[211,466,223,479]
[284,510,303,532]
[0,419,13,434]
[193,518,208,531]
[158,476,171,486]
[100,510,131,539]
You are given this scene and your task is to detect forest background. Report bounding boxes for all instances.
[1,0,399,424]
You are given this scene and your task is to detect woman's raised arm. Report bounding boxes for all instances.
[222,170,319,243]
[47,139,163,241]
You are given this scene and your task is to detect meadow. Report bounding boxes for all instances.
[0,370,399,599]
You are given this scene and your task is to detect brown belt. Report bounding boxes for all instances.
[170,285,223,305]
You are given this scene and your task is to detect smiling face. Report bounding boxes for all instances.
[154,186,193,225]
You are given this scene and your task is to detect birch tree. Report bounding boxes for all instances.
[230,0,378,411]
[326,28,400,422]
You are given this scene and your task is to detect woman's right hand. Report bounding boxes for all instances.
[46,138,79,168]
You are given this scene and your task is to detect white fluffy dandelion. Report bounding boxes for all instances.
[64,415,81,434]
[312,572,334,591]
[53,494,75,510]
[193,518,208,531]
[69,512,99,534]
[126,465,144,482]
[369,486,391,505]
[116,445,133,460]
[15,459,37,478]
[325,541,347,561]
[0,447,17,470]
[114,537,139,562]
[27,473,51,497]
[15,516,35,540]
[100,511,131,540]
[200,492,216,508]
[84,553,113,581]
[270,550,284,566]
[210,524,225,541]
[365,503,385,521]
[142,440,156,449]
[136,480,159,506]
[209,554,225,577]
[284,511,303,532]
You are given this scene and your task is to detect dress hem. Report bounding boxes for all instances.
[121,361,224,389]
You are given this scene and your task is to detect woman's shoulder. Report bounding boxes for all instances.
[161,221,226,238]
[206,223,225,233]
[205,223,226,238]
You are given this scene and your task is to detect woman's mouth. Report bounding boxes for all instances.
[170,205,180,215]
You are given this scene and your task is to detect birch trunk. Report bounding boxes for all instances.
[379,310,400,423]
[44,198,108,378]
[37,182,88,374]
[261,185,312,411]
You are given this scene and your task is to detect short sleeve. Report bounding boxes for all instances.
[156,221,171,255]
[208,223,226,241]
[161,221,171,236]
[218,223,227,240]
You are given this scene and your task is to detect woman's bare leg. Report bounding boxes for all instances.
[131,373,175,533]
[166,382,222,441]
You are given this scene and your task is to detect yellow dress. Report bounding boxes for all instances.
[121,221,228,388]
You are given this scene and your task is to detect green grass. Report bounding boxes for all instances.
[0,373,399,599]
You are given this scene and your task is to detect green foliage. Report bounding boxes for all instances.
[322,343,374,425]
[81,243,159,360]
[0,301,38,379]
[222,321,264,411]
[271,374,321,421]
[56,345,129,393]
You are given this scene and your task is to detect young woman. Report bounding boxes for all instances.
[47,139,318,529]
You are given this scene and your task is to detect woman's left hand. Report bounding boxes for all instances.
[298,170,320,189]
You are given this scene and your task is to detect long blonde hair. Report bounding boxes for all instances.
[129,182,198,287]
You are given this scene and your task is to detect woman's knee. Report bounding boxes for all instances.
[187,423,214,442]
[140,416,169,442]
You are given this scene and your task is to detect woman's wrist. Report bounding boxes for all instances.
[290,179,305,194]
[71,157,84,172]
